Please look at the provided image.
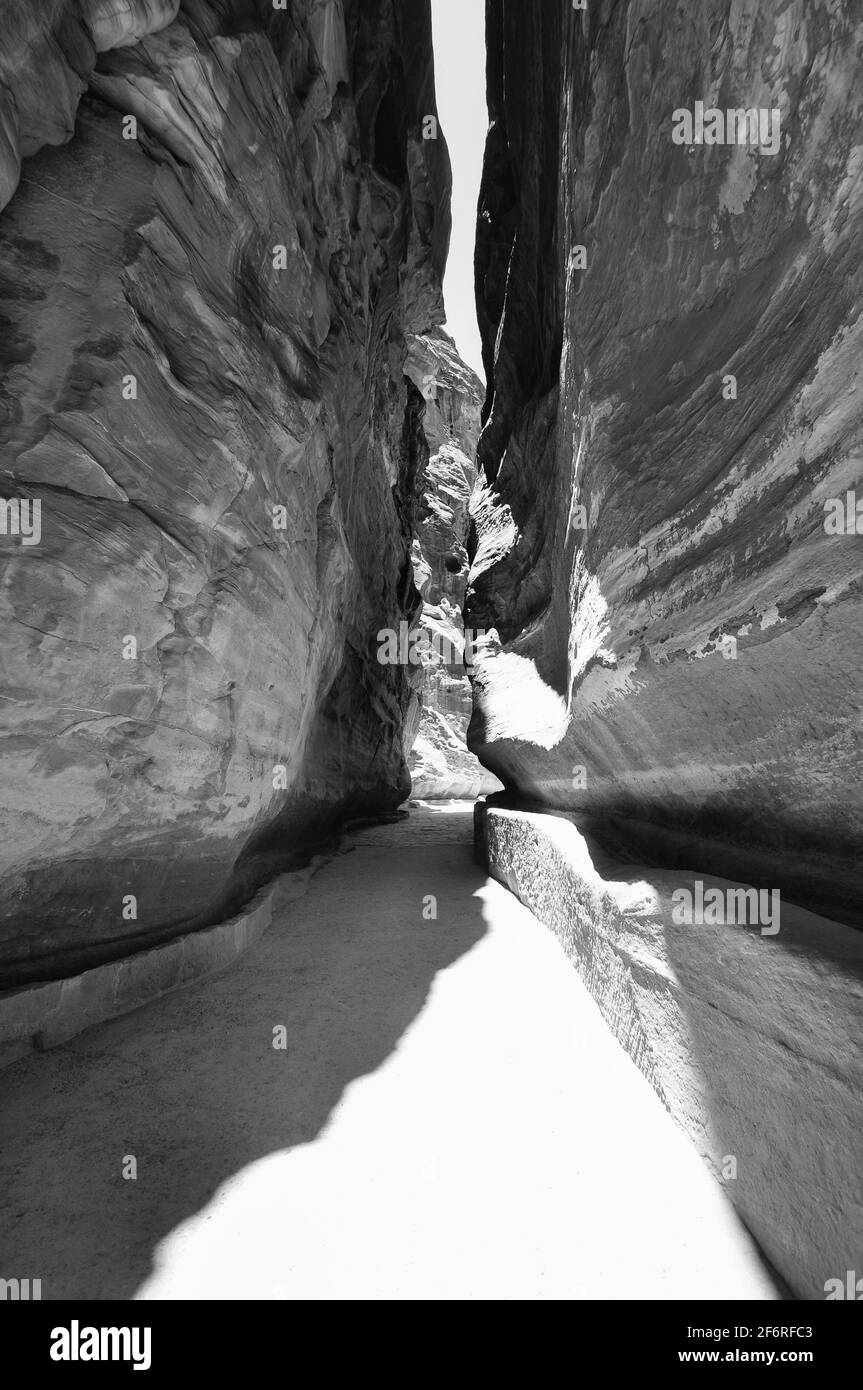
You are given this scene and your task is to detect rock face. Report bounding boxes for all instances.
[404,330,502,800]
[0,2,182,210]
[0,0,450,985]
[477,802,863,1301]
[468,0,863,1305]
[468,0,863,929]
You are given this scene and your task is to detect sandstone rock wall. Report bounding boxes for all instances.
[468,0,863,928]
[0,0,450,985]
[477,803,863,1301]
[405,330,502,800]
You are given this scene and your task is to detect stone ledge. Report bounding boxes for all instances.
[475,801,863,1301]
[0,883,281,1070]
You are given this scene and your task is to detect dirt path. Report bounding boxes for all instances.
[0,805,779,1299]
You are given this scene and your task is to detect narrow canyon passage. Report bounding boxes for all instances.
[1,0,861,1333]
[0,808,779,1301]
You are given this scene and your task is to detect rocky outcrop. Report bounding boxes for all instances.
[404,330,502,800]
[477,802,863,1301]
[0,0,450,985]
[0,1,182,211]
[468,0,863,928]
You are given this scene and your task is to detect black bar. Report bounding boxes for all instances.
[5,1299,859,1377]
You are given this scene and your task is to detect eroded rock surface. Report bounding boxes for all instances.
[0,1,183,211]
[0,0,450,984]
[404,330,502,800]
[478,803,863,1300]
[468,0,863,927]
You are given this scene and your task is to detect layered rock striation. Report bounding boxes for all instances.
[468,0,863,1301]
[0,0,450,984]
[468,0,863,928]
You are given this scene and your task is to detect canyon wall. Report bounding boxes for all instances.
[0,0,450,985]
[469,0,863,1300]
[405,329,502,800]
[469,0,863,928]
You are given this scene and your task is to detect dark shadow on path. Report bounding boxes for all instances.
[0,808,485,1299]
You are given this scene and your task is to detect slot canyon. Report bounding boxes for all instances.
[0,0,861,1315]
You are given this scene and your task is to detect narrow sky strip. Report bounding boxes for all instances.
[431,0,487,379]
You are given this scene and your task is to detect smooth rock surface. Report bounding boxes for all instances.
[468,0,863,927]
[0,0,450,984]
[477,801,863,1300]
